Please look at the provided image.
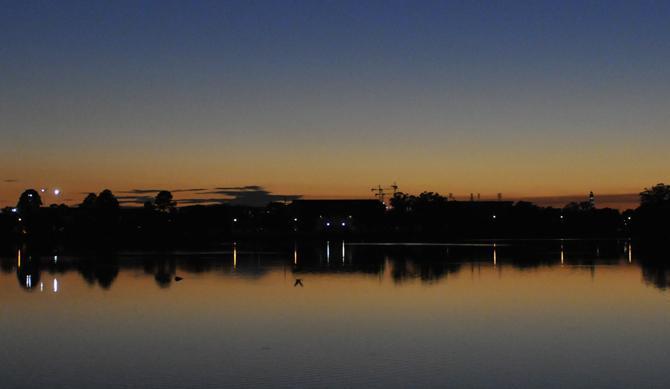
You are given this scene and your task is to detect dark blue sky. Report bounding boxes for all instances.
[1,0,669,205]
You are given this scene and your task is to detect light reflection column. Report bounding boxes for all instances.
[233,242,237,270]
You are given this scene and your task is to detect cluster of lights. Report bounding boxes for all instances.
[38,188,61,196]
[37,279,59,292]
[325,221,348,227]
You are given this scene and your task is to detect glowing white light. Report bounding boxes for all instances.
[28,193,33,198]
[53,279,58,293]
[293,218,298,222]
[341,222,346,227]
[326,222,331,227]
[492,215,496,219]
[53,255,58,263]
[40,188,46,193]
[11,208,17,213]
[40,282,44,292]
[18,218,22,222]
[26,275,32,288]
[53,189,61,196]
[233,218,237,222]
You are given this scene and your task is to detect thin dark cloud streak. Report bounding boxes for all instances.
[203,187,302,207]
[115,185,302,207]
[214,186,263,191]
[116,195,154,204]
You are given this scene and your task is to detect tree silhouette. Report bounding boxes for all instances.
[95,189,120,211]
[16,189,42,214]
[80,193,98,209]
[640,183,670,207]
[154,190,176,212]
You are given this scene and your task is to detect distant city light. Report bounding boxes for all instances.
[40,188,46,193]
[53,189,61,196]
[11,208,17,213]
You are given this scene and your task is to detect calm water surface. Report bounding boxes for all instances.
[1,241,669,388]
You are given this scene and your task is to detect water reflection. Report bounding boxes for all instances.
[635,242,670,290]
[2,240,670,291]
[233,242,237,270]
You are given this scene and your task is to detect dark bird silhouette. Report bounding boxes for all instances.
[294,278,303,287]
[174,276,183,282]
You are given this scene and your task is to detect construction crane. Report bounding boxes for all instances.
[370,182,399,204]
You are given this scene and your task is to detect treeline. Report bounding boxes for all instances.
[387,192,623,238]
[1,184,669,247]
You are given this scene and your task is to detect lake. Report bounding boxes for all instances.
[1,240,669,388]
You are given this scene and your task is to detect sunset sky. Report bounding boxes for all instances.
[2,1,669,208]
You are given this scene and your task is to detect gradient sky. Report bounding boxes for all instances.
[1,0,669,207]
